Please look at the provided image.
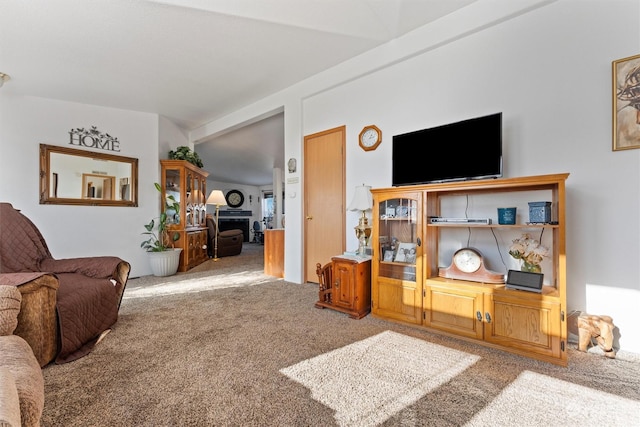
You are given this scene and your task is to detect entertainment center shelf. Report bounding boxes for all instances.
[426,276,560,297]
[427,223,559,228]
[371,173,569,366]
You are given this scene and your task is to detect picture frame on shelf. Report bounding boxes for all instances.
[612,53,640,151]
[383,250,394,262]
[394,242,416,263]
[385,207,396,218]
[395,206,409,218]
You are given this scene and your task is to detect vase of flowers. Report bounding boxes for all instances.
[508,233,548,273]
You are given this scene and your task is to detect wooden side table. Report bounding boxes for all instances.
[315,255,371,319]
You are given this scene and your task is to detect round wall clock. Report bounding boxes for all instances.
[438,247,505,284]
[225,189,244,208]
[359,125,382,151]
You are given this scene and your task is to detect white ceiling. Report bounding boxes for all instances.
[0,0,476,186]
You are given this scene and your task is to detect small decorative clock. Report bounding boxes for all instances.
[438,247,505,284]
[225,189,244,208]
[359,125,382,151]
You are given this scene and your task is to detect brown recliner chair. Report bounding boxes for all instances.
[0,202,130,366]
[206,215,243,258]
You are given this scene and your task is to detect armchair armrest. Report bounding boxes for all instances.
[39,256,125,278]
[39,257,130,310]
[113,260,131,310]
[0,367,21,427]
[9,274,59,367]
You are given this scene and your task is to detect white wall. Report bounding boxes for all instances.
[192,0,640,353]
[0,94,161,278]
[159,116,189,160]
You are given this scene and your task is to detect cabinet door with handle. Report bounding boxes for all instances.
[371,191,422,324]
[332,259,356,310]
[484,293,563,359]
[424,284,484,339]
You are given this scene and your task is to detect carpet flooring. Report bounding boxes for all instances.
[40,244,640,426]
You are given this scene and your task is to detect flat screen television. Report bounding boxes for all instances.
[392,113,502,186]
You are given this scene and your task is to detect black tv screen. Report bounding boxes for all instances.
[392,113,502,186]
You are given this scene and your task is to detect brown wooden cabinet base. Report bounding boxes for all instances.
[315,255,371,319]
[314,300,370,319]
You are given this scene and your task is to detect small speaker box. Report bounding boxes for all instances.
[528,201,552,223]
[506,270,543,293]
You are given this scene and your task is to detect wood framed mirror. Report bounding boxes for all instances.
[39,144,138,207]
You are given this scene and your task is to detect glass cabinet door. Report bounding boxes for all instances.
[164,168,181,225]
[193,175,205,227]
[372,191,422,324]
[186,173,195,228]
[378,196,419,281]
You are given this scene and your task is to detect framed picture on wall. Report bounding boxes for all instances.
[612,53,640,151]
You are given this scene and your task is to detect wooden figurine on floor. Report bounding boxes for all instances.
[577,313,616,359]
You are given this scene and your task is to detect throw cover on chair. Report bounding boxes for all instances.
[0,203,128,363]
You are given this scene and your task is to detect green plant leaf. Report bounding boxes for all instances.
[141,182,181,252]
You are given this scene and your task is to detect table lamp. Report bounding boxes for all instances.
[206,189,227,261]
[348,184,372,256]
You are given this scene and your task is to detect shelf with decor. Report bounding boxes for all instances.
[371,173,569,366]
[160,160,209,272]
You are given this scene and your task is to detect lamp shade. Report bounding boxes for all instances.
[347,184,372,212]
[206,190,227,206]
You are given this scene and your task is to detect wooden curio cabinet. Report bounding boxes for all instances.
[160,160,209,272]
[372,174,569,366]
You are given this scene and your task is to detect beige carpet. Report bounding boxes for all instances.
[466,370,640,426]
[281,331,481,427]
[282,330,640,427]
[40,243,640,426]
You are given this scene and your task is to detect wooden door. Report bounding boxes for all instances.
[304,126,345,283]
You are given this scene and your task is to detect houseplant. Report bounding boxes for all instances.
[141,183,182,276]
[168,146,204,168]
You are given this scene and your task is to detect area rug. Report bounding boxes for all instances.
[280,330,481,427]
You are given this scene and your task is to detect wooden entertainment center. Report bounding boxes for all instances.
[371,173,568,366]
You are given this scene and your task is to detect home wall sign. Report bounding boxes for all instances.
[69,126,121,152]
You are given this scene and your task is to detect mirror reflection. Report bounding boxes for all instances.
[40,144,138,207]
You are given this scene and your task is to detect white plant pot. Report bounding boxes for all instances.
[148,248,182,277]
